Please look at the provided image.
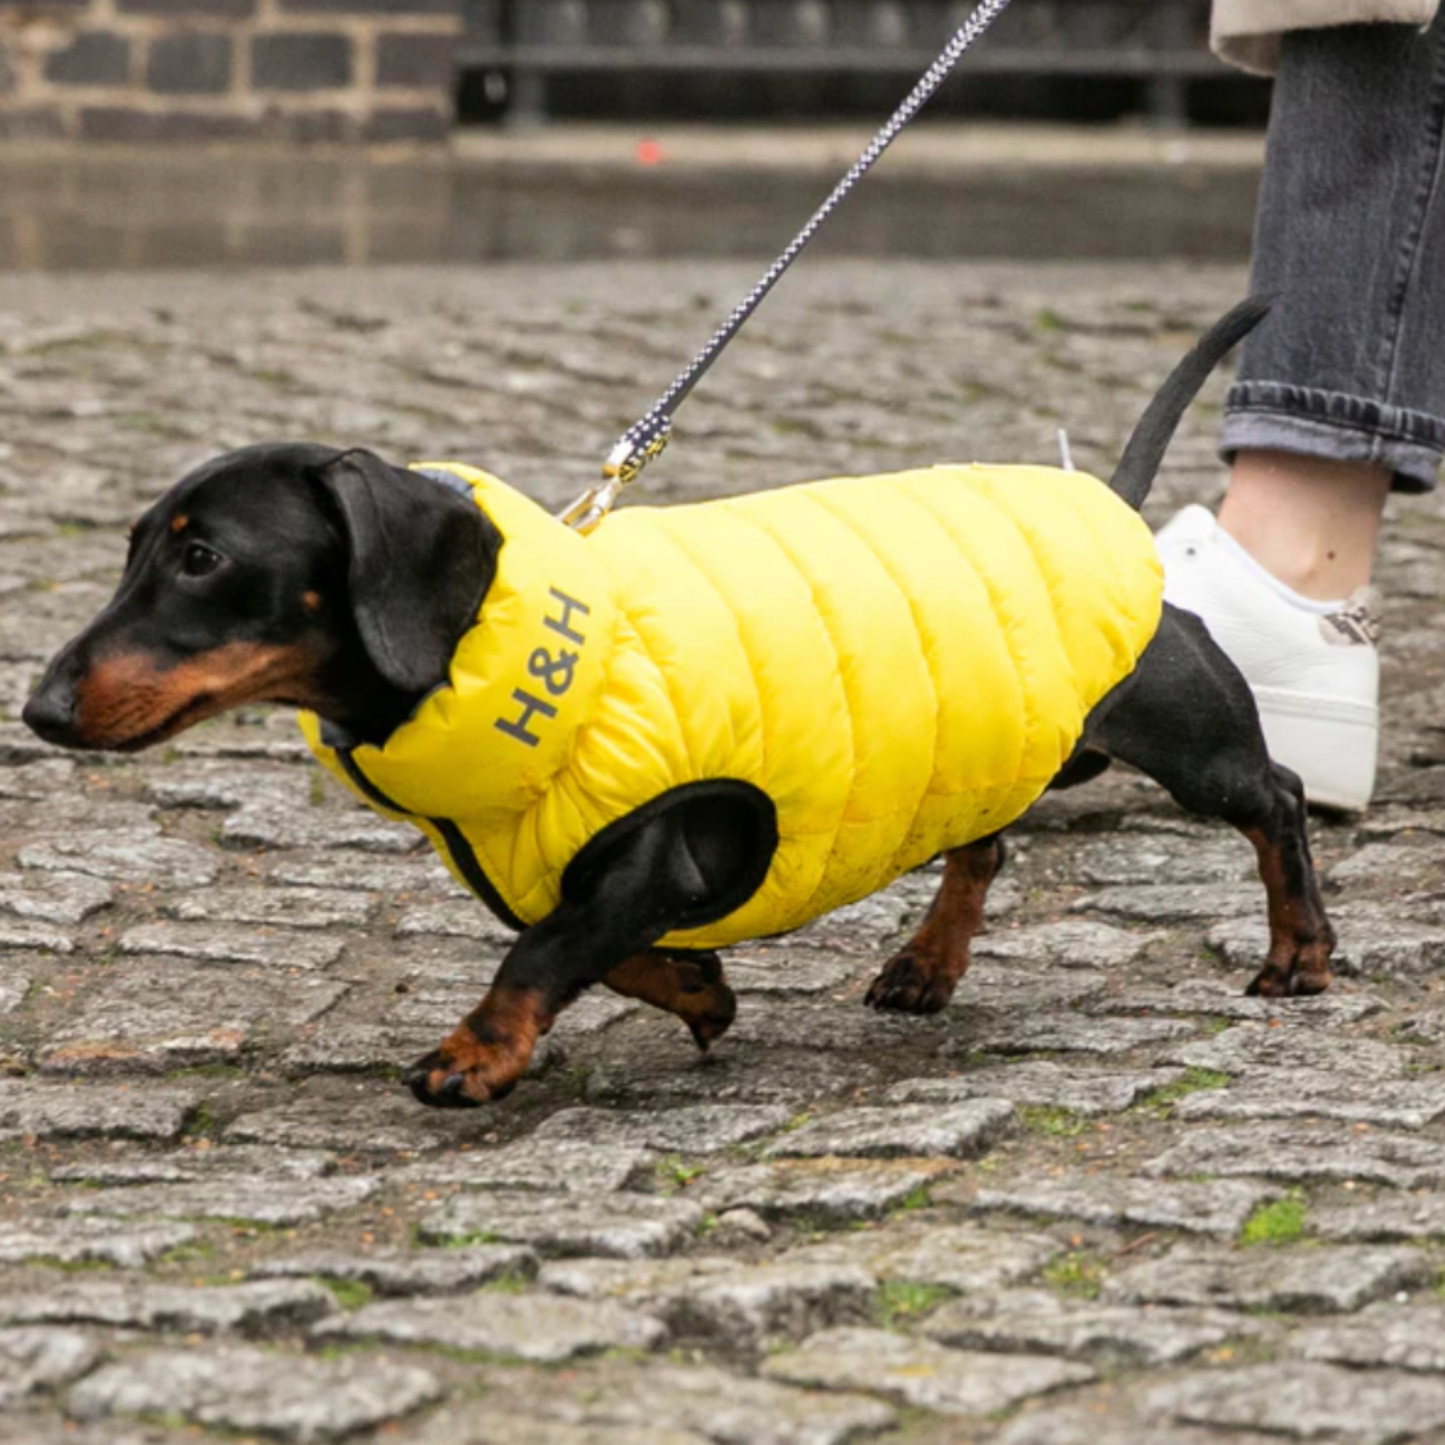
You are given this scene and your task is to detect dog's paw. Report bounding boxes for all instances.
[401,1034,524,1109]
[864,951,955,1015]
[1245,962,1333,999]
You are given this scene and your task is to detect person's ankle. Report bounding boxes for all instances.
[1216,449,1390,601]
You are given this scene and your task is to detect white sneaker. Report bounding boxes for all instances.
[1155,504,1380,811]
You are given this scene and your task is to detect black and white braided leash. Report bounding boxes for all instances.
[557,0,1017,532]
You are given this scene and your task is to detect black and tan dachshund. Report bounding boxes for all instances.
[24,300,1334,1108]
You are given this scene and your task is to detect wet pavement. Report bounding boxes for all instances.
[2,255,1445,1443]
[0,126,1262,270]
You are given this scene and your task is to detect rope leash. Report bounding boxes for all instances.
[557,0,1017,533]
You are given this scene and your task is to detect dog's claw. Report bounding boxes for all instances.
[402,1052,489,1108]
[864,952,954,1015]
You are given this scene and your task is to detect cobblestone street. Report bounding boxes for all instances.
[4,256,1445,1444]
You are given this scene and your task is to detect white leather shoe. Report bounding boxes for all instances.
[1156,505,1380,811]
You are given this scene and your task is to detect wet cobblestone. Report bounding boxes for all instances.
[1,257,1444,1443]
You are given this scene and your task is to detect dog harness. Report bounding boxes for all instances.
[302,461,1163,950]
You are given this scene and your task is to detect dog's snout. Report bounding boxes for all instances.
[23,674,79,745]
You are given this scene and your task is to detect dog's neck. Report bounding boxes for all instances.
[312,631,431,751]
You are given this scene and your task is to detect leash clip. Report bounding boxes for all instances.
[559,416,672,534]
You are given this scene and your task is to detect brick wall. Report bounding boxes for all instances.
[0,0,459,142]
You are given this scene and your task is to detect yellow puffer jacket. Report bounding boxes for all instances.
[302,461,1163,950]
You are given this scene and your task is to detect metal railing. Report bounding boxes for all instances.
[460,0,1221,125]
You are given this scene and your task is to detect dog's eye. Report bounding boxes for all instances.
[181,541,223,578]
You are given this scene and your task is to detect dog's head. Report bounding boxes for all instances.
[24,444,498,752]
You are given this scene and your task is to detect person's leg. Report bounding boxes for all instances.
[1217,452,1392,601]
[1160,20,1445,809]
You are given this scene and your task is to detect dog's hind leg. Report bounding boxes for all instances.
[603,950,738,1050]
[1079,604,1335,998]
[864,834,1005,1014]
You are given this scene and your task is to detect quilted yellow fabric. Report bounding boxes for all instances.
[302,461,1163,948]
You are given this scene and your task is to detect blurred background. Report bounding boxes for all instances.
[0,0,1270,268]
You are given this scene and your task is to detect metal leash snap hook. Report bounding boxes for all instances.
[560,0,1011,535]
[558,418,672,534]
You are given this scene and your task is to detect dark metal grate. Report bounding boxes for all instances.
[460,0,1219,122]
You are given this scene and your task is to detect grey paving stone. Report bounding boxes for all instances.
[886,1062,1184,1115]
[1073,834,1253,886]
[763,1100,1014,1160]
[995,1401,1265,1445]
[118,922,344,971]
[1312,1193,1445,1241]
[761,1325,1093,1415]
[1141,1360,1445,1442]
[20,833,218,888]
[1173,1066,1445,1129]
[0,1080,198,1142]
[313,1290,666,1361]
[1083,978,1384,1024]
[394,898,516,944]
[1145,1122,1445,1188]
[583,1046,886,1108]
[139,758,289,811]
[1208,906,1445,983]
[786,1221,1061,1293]
[1163,1022,1409,1080]
[267,852,461,894]
[222,1094,463,1154]
[254,1243,538,1295]
[456,1359,897,1445]
[0,1420,187,1445]
[48,1144,336,1186]
[0,1217,196,1268]
[0,869,113,924]
[696,1158,953,1223]
[0,1278,335,1336]
[943,961,1109,1014]
[40,964,347,1074]
[1328,841,1445,888]
[541,1256,874,1355]
[923,1288,1263,1366]
[974,1175,1279,1237]
[277,1021,454,1076]
[411,1411,708,1445]
[66,1344,441,1442]
[220,799,418,853]
[0,1326,99,1410]
[716,947,858,994]
[1071,882,1261,922]
[419,1190,706,1258]
[533,1104,792,1155]
[960,1012,1196,1057]
[783,875,937,955]
[0,968,28,1013]
[1291,1299,1445,1371]
[0,921,71,952]
[1103,1243,1432,1313]
[161,885,371,930]
[62,1174,380,1226]
[721,996,951,1055]
[0,759,76,802]
[971,919,1165,969]
[396,1140,658,1194]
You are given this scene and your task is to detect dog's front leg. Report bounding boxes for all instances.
[403,812,712,1107]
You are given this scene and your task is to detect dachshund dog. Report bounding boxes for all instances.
[25,300,1334,1108]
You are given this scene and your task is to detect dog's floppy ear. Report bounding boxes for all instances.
[313,449,500,695]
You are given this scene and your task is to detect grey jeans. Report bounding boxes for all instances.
[1223,21,1445,492]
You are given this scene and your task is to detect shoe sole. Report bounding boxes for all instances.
[1254,685,1378,812]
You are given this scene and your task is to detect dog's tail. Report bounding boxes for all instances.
[1108,296,1271,511]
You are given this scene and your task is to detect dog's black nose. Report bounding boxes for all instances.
[22,679,77,745]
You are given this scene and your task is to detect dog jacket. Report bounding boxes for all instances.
[302,461,1163,949]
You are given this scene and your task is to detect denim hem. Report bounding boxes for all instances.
[1221,380,1445,493]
